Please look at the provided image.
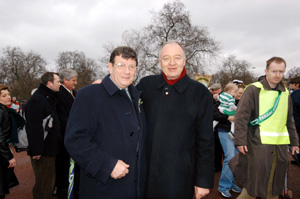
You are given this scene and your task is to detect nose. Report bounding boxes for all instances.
[124,65,131,73]
[170,58,176,65]
[275,71,281,77]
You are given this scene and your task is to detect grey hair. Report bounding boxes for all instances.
[158,40,186,60]
[59,69,78,83]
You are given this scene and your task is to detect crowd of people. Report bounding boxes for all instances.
[0,40,299,199]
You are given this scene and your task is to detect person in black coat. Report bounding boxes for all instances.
[64,46,147,199]
[136,41,214,199]
[56,69,78,199]
[0,85,25,199]
[290,76,300,164]
[25,72,61,199]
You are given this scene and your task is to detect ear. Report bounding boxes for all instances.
[265,68,268,75]
[47,81,53,87]
[108,62,113,74]
[46,81,53,89]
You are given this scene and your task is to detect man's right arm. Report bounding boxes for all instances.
[110,160,129,179]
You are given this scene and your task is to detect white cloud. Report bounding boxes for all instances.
[0,0,299,76]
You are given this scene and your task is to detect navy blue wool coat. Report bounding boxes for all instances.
[65,75,147,199]
[137,74,215,199]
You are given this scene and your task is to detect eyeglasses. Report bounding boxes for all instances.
[114,63,137,71]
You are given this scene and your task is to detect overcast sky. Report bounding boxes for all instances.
[0,0,299,77]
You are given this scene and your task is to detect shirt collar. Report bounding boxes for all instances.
[103,75,141,100]
[62,85,72,93]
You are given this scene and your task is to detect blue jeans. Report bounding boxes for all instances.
[218,129,239,192]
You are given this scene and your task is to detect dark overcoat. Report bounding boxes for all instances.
[137,74,215,199]
[56,85,77,196]
[57,86,76,141]
[0,103,26,195]
[64,75,147,199]
[0,104,13,195]
[291,89,300,140]
[25,84,60,156]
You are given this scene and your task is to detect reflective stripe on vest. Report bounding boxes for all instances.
[252,82,290,145]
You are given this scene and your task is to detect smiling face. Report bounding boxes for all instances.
[0,89,11,106]
[265,61,286,88]
[159,43,186,80]
[108,55,137,89]
[64,76,77,91]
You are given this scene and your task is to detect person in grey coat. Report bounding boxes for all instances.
[137,41,214,199]
[64,46,147,199]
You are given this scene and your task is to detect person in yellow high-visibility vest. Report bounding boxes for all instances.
[229,57,299,199]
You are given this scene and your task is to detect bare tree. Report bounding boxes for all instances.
[0,46,46,100]
[56,51,98,89]
[211,55,256,87]
[286,66,300,78]
[100,0,220,83]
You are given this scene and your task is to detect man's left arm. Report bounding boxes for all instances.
[194,87,214,197]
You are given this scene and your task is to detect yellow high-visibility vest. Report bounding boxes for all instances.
[252,82,290,145]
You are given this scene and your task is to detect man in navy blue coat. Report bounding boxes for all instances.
[290,76,300,164]
[64,46,147,199]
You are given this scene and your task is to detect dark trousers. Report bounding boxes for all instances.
[56,147,70,199]
[56,147,80,199]
[73,163,80,199]
[31,156,56,199]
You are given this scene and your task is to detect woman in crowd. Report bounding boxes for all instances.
[0,84,25,199]
[235,84,245,105]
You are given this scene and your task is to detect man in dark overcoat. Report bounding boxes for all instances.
[137,41,214,199]
[56,68,78,199]
[289,76,300,164]
[64,46,147,199]
[25,72,61,199]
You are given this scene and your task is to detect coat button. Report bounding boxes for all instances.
[130,132,134,136]
[126,111,131,115]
